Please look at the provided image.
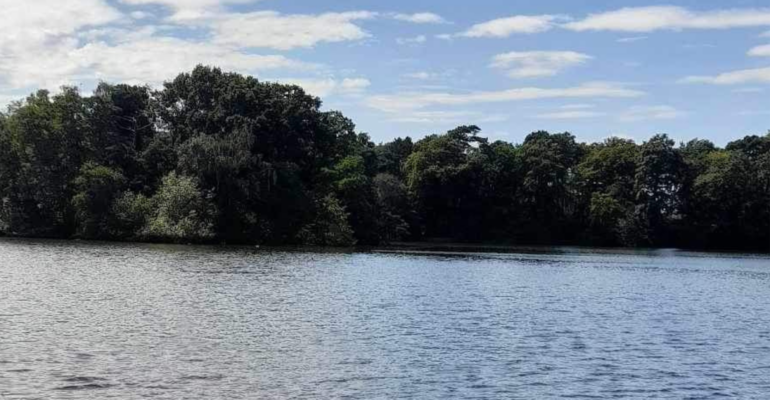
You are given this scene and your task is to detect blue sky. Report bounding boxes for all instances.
[1,0,770,145]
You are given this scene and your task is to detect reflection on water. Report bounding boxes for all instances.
[1,238,770,399]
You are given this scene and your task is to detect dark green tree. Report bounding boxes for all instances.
[72,163,127,239]
[577,137,639,245]
[634,134,684,246]
[376,137,414,177]
[518,131,584,243]
[0,89,89,237]
[404,125,486,239]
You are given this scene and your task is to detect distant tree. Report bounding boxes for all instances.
[474,140,522,240]
[72,163,126,239]
[296,195,355,246]
[0,66,767,251]
[404,126,486,239]
[0,89,89,237]
[156,66,358,243]
[330,155,381,244]
[577,137,639,245]
[376,137,414,177]
[110,191,153,239]
[373,173,412,242]
[518,131,584,243]
[726,134,770,160]
[88,83,155,183]
[142,172,216,243]
[634,134,684,245]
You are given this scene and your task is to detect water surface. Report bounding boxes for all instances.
[1,239,770,399]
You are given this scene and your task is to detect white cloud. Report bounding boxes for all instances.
[462,15,563,38]
[74,38,310,87]
[340,78,371,93]
[130,11,152,20]
[0,0,122,90]
[120,0,255,21]
[748,44,770,57]
[403,72,434,80]
[391,12,447,24]
[490,51,592,78]
[78,26,160,43]
[0,0,121,59]
[366,82,644,113]
[210,11,377,50]
[396,35,427,45]
[275,77,370,98]
[0,0,376,106]
[560,104,595,110]
[681,67,770,85]
[619,105,685,122]
[391,110,498,124]
[535,110,606,119]
[393,110,472,123]
[0,1,312,93]
[401,70,456,81]
[0,0,121,41]
[565,6,770,32]
[435,34,454,41]
[732,87,765,93]
[617,36,648,43]
[120,6,381,51]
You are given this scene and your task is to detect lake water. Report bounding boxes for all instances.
[1,239,770,399]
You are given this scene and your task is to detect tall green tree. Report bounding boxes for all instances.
[518,131,584,243]
[72,163,127,239]
[633,134,684,245]
[577,137,639,245]
[0,89,89,237]
[157,66,358,243]
[376,137,414,178]
[404,126,486,239]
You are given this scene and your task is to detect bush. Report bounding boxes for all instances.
[110,191,153,239]
[297,195,356,246]
[72,163,126,239]
[142,172,217,243]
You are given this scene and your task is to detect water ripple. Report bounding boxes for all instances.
[1,238,770,399]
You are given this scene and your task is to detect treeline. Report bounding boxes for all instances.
[0,66,768,250]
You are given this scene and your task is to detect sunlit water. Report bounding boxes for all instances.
[1,239,770,399]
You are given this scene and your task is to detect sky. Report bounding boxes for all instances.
[1,0,770,145]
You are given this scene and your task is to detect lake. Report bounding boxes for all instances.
[1,239,770,399]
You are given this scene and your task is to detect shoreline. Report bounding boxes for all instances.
[2,236,768,257]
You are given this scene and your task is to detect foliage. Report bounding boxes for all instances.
[72,163,126,239]
[0,66,768,251]
[296,195,356,246]
[518,131,584,243]
[634,134,684,245]
[578,138,639,245]
[110,191,153,239]
[373,173,412,242]
[141,172,216,243]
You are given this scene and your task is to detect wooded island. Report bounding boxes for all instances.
[1,66,768,250]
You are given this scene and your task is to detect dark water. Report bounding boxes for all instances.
[2,239,770,399]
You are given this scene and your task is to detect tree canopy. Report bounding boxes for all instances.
[0,66,768,251]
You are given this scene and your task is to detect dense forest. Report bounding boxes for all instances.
[0,66,768,251]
